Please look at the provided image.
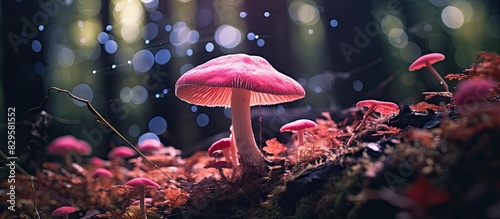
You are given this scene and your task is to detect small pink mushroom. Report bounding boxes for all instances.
[204,160,233,181]
[208,138,233,165]
[280,119,318,145]
[409,53,449,92]
[355,100,399,131]
[125,178,160,219]
[454,78,496,106]
[137,139,164,154]
[108,146,137,160]
[176,54,305,175]
[92,168,113,178]
[52,206,77,219]
[46,135,92,166]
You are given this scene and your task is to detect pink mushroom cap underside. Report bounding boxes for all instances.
[208,138,231,155]
[356,100,399,114]
[52,206,77,216]
[204,160,233,168]
[280,119,318,132]
[409,53,445,71]
[175,54,305,107]
[125,178,160,189]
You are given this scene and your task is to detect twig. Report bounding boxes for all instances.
[30,176,41,219]
[28,87,175,182]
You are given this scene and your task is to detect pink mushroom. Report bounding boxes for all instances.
[108,146,137,160]
[409,53,449,92]
[208,137,233,165]
[175,54,305,175]
[280,119,318,145]
[46,135,92,166]
[454,78,496,106]
[92,168,113,178]
[125,177,160,219]
[355,100,399,131]
[137,139,164,154]
[204,160,233,181]
[52,206,77,219]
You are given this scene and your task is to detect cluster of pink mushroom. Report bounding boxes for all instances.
[46,135,92,166]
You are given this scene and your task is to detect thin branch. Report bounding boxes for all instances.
[29,87,175,182]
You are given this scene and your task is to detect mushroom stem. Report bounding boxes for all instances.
[296,130,305,145]
[139,187,146,219]
[355,105,376,132]
[426,62,449,92]
[230,88,266,174]
[217,167,229,181]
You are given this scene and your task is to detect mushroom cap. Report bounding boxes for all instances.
[108,146,137,159]
[204,160,233,169]
[125,177,160,190]
[207,137,231,156]
[132,197,153,206]
[90,157,107,167]
[454,78,496,105]
[409,53,445,71]
[46,135,91,155]
[137,139,164,152]
[92,168,114,178]
[52,206,77,216]
[356,100,400,114]
[280,119,318,132]
[175,53,305,107]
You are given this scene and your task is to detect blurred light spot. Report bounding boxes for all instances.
[187,49,193,56]
[150,10,163,21]
[297,78,307,86]
[224,108,231,118]
[187,30,199,44]
[132,50,154,73]
[256,39,265,47]
[121,23,141,42]
[72,84,93,106]
[353,80,363,92]
[255,35,259,39]
[191,105,197,112]
[106,25,113,31]
[289,1,320,25]
[34,61,45,76]
[196,8,212,27]
[442,6,464,29]
[401,72,416,86]
[131,85,148,104]
[170,22,192,46]
[277,105,285,114]
[330,19,338,27]
[412,22,432,39]
[247,32,256,41]
[32,40,42,52]
[205,42,214,52]
[92,70,97,74]
[149,116,167,135]
[111,64,117,69]
[388,28,408,48]
[452,1,473,22]
[180,63,194,75]
[57,47,75,67]
[165,24,172,32]
[97,32,109,44]
[138,132,159,144]
[105,40,118,54]
[305,105,312,111]
[381,15,404,36]
[308,74,332,93]
[155,49,171,64]
[264,11,270,17]
[163,89,168,94]
[487,15,500,38]
[429,0,451,7]
[38,25,44,31]
[399,41,422,63]
[128,60,132,65]
[214,24,242,49]
[120,87,133,103]
[142,0,159,11]
[240,11,247,18]
[196,113,209,127]
[142,23,159,40]
[129,124,140,137]
[145,40,150,44]
[307,29,314,34]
